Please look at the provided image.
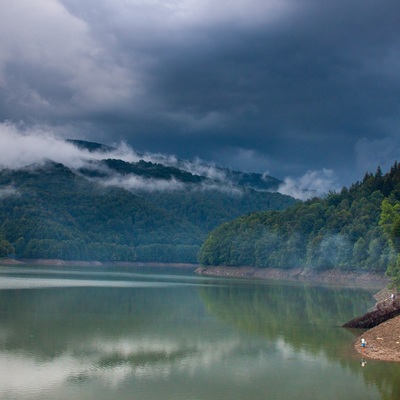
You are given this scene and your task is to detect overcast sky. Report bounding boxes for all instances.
[1,0,400,189]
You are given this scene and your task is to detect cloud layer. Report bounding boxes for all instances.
[278,169,339,200]
[0,122,135,170]
[1,0,400,187]
[0,122,243,194]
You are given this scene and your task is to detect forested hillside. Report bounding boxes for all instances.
[199,163,400,281]
[0,141,295,263]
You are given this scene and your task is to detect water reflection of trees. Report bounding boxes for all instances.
[200,282,373,352]
[1,276,400,399]
[199,281,400,400]
[0,285,202,358]
[0,283,214,396]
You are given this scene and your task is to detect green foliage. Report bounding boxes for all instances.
[378,197,400,289]
[0,158,294,263]
[0,239,14,258]
[199,162,400,276]
[102,159,204,183]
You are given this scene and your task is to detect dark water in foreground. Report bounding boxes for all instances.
[0,265,399,400]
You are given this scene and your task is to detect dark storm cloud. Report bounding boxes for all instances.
[1,0,400,190]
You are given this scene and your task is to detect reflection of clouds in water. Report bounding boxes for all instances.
[0,335,265,395]
[0,334,380,399]
[0,350,135,395]
[85,336,246,376]
[0,352,81,395]
[274,338,324,364]
[0,276,195,290]
[89,337,185,357]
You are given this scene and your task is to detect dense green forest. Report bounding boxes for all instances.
[199,163,400,285]
[0,142,295,263]
[6,138,400,282]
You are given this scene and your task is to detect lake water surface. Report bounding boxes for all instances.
[0,265,399,400]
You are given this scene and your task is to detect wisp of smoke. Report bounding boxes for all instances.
[318,234,352,266]
[180,158,228,181]
[100,175,185,192]
[278,169,339,200]
[198,181,243,196]
[0,186,19,198]
[262,171,271,181]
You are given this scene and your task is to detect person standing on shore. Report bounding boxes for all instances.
[361,338,367,351]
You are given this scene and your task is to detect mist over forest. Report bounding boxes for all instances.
[0,137,295,263]
[2,133,400,289]
[199,163,400,288]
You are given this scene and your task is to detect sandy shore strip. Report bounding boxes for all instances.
[355,315,400,362]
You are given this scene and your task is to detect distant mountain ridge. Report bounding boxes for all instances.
[0,140,295,262]
[66,139,115,153]
[68,139,282,191]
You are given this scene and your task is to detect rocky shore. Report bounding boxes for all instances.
[344,290,400,329]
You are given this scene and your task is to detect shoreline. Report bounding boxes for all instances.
[196,265,389,289]
[0,258,389,288]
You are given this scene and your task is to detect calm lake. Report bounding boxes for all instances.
[0,265,399,400]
